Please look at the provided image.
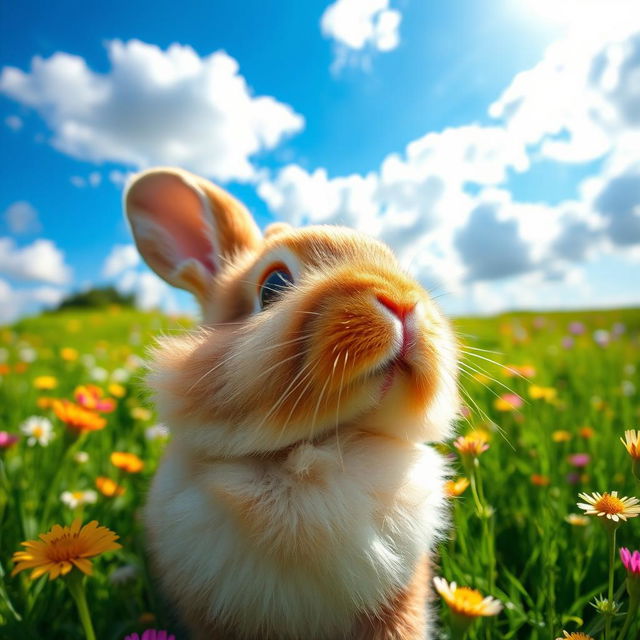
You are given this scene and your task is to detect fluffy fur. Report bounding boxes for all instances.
[125,168,459,639]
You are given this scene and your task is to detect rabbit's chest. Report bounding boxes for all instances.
[145,440,446,638]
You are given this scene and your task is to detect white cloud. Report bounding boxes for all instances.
[0,237,71,285]
[0,40,304,182]
[0,278,65,324]
[102,244,140,278]
[321,0,401,71]
[116,268,175,311]
[3,201,42,234]
[70,171,102,188]
[4,115,22,131]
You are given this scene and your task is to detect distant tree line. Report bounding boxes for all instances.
[53,286,135,311]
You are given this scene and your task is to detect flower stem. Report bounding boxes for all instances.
[605,527,617,640]
[615,594,638,640]
[64,570,96,640]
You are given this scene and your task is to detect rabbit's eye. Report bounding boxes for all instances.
[259,267,294,309]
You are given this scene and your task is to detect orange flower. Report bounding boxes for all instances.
[74,385,116,413]
[96,477,125,497]
[53,400,106,433]
[110,452,144,473]
[37,397,57,409]
[445,478,470,497]
[11,519,120,580]
[621,430,640,460]
[504,364,536,378]
[454,435,489,458]
[579,426,595,439]
[530,474,550,486]
[0,364,9,376]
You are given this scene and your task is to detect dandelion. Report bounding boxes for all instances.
[61,490,98,509]
[60,347,79,361]
[552,430,572,443]
[124,631,175,640]
[110,452,144,473]
[433,577,502,630]
[96,477,125,497]
[20,416,54,447]
[556,632,595,640]
[577,491,640,523]
[529,385,557,402]
[131,407,152,421]
[565,514,589,526]
[74,385,116,413]
[53,400,106,434]
[445,478,470,497]
[33,375,58,390]
[11,519,120,580]
[0,431,19,449]
[494,393,523,412]
[108,383,126,398]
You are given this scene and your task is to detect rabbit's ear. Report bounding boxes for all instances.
[125,168,262,300]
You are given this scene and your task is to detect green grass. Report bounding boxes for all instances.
[0,306,638,639]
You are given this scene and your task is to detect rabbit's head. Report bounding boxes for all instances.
[126,168,458,458]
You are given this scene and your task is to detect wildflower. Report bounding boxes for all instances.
[565,514,589,526]
[14,362,28,374]
[74,385,116,413]
[124,630,175,640]
[568,454,590,468]
[19,347,37,363]
[433,577,502,619]
[60,347,79,361]
[568,321,585,335]
[552,430,572,443]
[453,435,489,458]
[131,407,152,421]
[445,478,470,497]
[36,396,57,409]
[11,519,120,580]
[561,336,574,349]
[494,393,523,412]
[74,451,90,464]
[53,400,106,433]
[621,430,640,460]
[96,477,126,497]
[33,375,58,390]
[620,547,640,576]
[111,452,144,473]
[529,385,557,402]
[60,490,98,509]
[145,424,170,441]
[622,380,636,396]
[0,364,10,375]
[556,632,595,640]
[111,368,131,383]
[20,416,54,447]
[579,426,594,439]
[577,491,640,523]
[593,329,610,347]
[530,474,550,487]
[108,383,126,398]
[0,431,19,449]
[504,364,536,378]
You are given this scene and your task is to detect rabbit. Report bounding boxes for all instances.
[124,167,459,640]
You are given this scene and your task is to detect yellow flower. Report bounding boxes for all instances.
[433,577,502,618]
[445,478,470,497]
[529,385,557,402]
[96,477,126,497]
[466,428,491,442]
[11,519,120,580]
[33,376,58,390]
[504,364,536,378]
[453,435,489,458]
[60,347,79,362]
[110,452,144,473]
[108,383,126,398]
[130,407,152,421]
[621,429,640,460]
[53,400,106,433]
[556,632,595,640]
[577,491,640,522]
[565,514,590,527]
[552,430,572,443]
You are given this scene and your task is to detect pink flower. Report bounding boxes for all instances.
[561,336,574,349]
[124,631,175,640]
[620,548,640,575]
[569,321,585,335]
[0,431,19,449]
[568,453,590,468]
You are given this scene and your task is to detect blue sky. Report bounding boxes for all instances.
[1,0,639,322]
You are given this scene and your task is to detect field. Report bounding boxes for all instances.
[0,306,639,639]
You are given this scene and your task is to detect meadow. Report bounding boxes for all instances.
[0,305,638,639]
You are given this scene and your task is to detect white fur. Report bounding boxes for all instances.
[145,432,448,639]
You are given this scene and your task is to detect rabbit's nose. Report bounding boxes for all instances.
[375,294,417,321]
[375,294,418,358]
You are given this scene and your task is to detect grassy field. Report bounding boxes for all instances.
[0,306,638,639]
